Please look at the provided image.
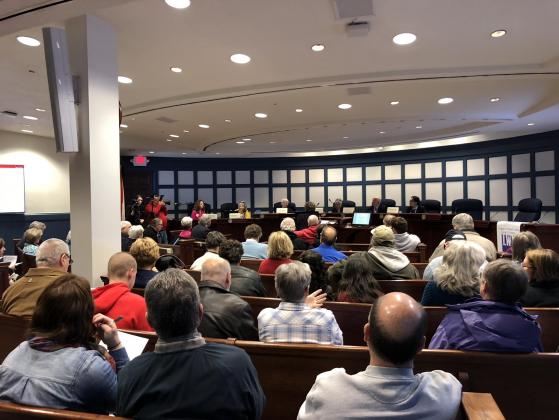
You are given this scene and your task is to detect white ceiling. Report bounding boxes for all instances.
[1,0,559,157]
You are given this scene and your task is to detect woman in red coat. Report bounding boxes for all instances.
[191,199,206,222]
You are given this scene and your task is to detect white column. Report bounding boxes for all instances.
[66,15,120,285]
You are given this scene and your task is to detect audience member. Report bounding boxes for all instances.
[143,194,168,238]
[421,241,485,306]
[337,253,384,303]
[198,258,258,340]
[190,231,226,271]
[405,195,424,213]
[296,201,317,230]
[299,250,333,299]
[520,249,559,307]
[143,217,165,244]
[178,216,193,239]
[430,260,542,352]
[130,238,159,288]
[311,226,347,263]
[298,292,461,419]
[220,239,266,297]
[242,224,268,259]
[16,221,46,249]
[1,239,70,316]
[382,214,396,227]
[280,217,308,250]
[430,213,496,261]
[237,200,251,219]
[128,225,144,242]
[0,274,128,414]
[22,227,42,256]
[116,269,265,419]
[258,231,294,275]
[154,254,186,272]
[423,230,468,283]
[120,221,133,252]
[391,217,421,252]
[92,252,152,331]
[512,231,542,264]
[294,214,320,246]
[191,199,206,222]
[258,261,342,345]
[367,226,419,279]
[191,214,212,240]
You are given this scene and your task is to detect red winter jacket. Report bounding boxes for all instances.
[294,225,318,245]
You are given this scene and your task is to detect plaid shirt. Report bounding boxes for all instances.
[257,302,343,345]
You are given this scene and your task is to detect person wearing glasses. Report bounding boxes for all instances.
[1,238,71,317]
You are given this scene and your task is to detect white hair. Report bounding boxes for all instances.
[181,216,193,228]
[128,225,144,239]
[121,220,132,230]
[307,215,319,226]
[435,241,486,296]
[275,261,312,303]
[452,213,474,231]
[280,217,296,231]
[35,238,69,268]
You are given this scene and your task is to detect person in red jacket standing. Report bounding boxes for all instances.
[92,252,153,331]
[191,199,206,222]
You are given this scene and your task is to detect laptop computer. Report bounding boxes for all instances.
[352,213,371,226]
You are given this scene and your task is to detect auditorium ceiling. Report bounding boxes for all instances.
[1,0,559,157]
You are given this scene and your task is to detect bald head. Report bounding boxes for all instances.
[108,252,137,288]
[368,292,426,366]
[201,257,231,289]
[321,226,337,246]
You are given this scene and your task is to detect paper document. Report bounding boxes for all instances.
[101,330,149,360]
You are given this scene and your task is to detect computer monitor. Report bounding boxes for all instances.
[352,213,371,226]
[343,207,355,215]
[386,207,399,214]
[276,207,288,214]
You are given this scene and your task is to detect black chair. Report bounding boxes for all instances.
[379,199,396,213]
[452,199,483,220]
[422,199,441,213]
[220,202,238,218]
[514,198,542,222]
[341,200,356,208]
[273,201,296,213]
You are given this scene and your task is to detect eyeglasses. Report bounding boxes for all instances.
[62,253,74,265]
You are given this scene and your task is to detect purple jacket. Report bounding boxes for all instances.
[429,299,543,353]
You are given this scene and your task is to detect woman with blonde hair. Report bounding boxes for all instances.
[421,241,486,306]
[258,231,294,275]
[237,201,251,219]
[130,237,160,288]
[520,248,559,307]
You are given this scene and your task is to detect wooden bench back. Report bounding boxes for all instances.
[239,258,262,271]
[0,313,31,361]
[0,400,130,419]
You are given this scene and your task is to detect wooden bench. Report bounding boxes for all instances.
[0,313,31,361]
[0,262,11,296]
[0,401,130,419]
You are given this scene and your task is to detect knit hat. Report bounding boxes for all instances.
[444,229,467,243]
[371,225,395,247]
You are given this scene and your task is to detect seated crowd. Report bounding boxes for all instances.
[0,213,557,418]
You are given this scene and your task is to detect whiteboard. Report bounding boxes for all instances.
[0,165,25,213]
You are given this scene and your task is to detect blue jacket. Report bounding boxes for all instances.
[311,244,348,263]
[0,341,128,413]
[429,299,543,353]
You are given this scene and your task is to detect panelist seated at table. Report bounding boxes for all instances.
[404,196,425,214]
[273,198,296,213]
[236,200,251,219]
[370,197,393,214]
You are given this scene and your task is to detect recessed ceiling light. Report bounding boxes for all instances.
[311,44,325,52]
[17,36,40,47]
[183,130,190,133]
[230,53,251,64]
[224,119,232,123]
[390,101,400,105]
[169,134,179,138]
[164,0,191,9]
[295,108,303,113]
[166,139,173,142]
[181,152,188,155]
[149,151,155,154]
[438,97,454,104]
[21,129,33,133]
[527,123,535,126]
[305,139,312,142]
[269,141,276,144]
[255,113,268,119]
[392,33,417,46]
[35,108,46,112]
[118,76,133,84]
[343,136,349,139]
[378,146,384,150]
[120,124,128,128]
[491,29,507,38]
[338,103,352,110]
[490,97,500,102]
[23,115,38,120]
[215,152,221,155]
[243,138,252,141]
[198,124,210,128]
[416,125,422,129]
[236,141,245,144]
[379,131,386,134]
[170,67,182,73]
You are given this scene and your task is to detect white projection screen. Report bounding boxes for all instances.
[0,165,25,212]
